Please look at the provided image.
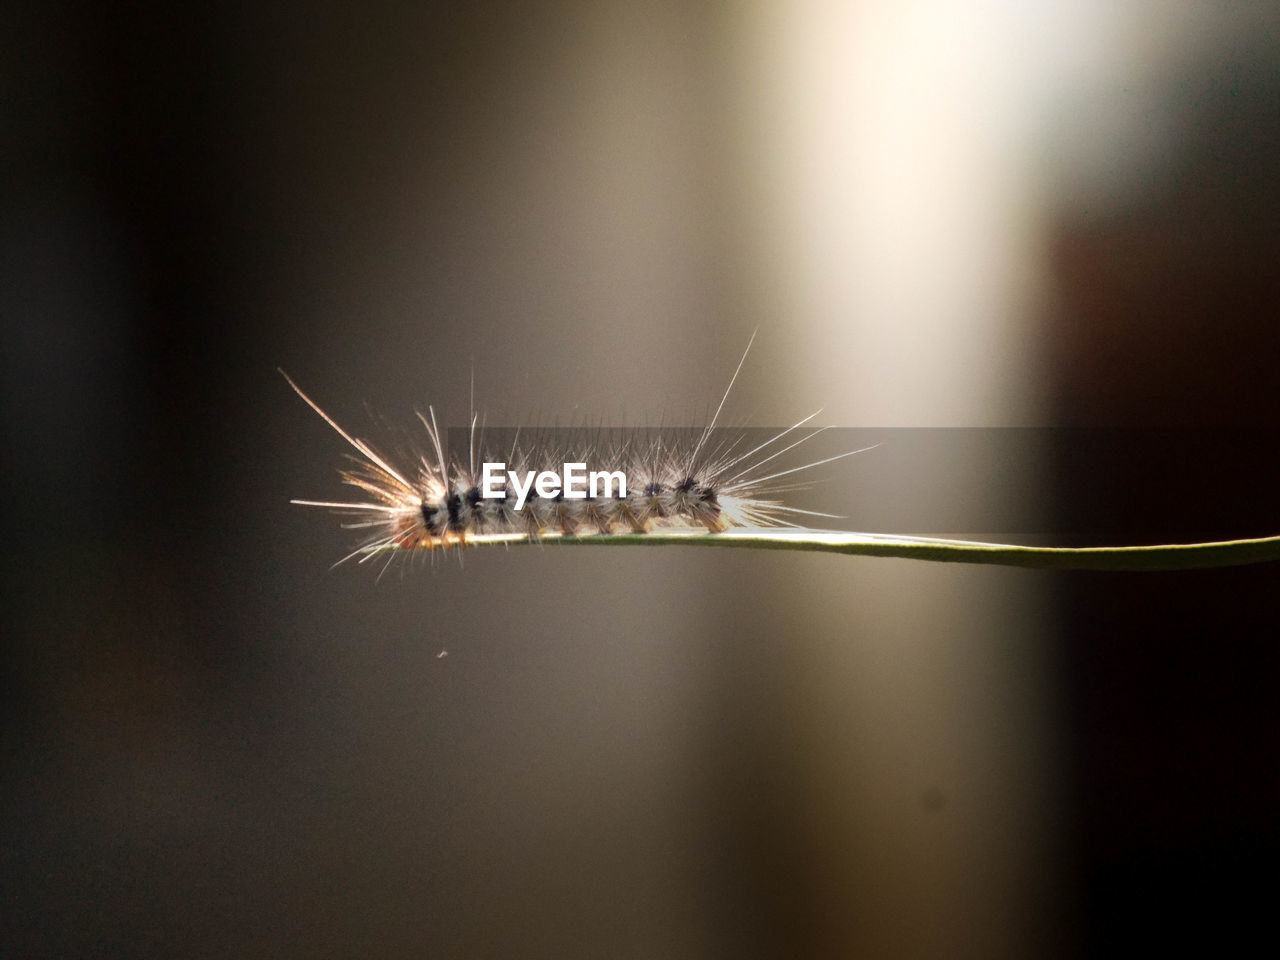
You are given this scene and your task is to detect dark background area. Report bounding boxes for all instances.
[1044,55,1280,948]
[3,2,1278,957]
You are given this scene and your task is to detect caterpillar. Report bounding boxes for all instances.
[285,337,873,568]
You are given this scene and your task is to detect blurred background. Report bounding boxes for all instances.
[3,1,1278,956]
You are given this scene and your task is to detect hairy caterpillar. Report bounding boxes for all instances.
[285,337,873,568]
